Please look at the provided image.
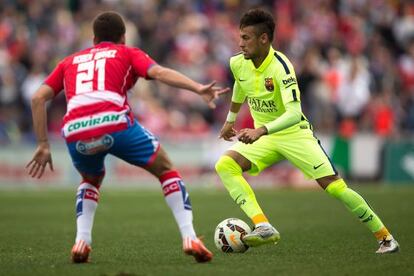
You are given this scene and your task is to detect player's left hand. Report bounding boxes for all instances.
[26,142,54,179]
[237,127,267,144]
[198,81,230,109]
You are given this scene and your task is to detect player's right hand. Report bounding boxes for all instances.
[26,142,54,179]
[219,122,237,141]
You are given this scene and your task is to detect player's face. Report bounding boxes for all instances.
[239,26,262,59]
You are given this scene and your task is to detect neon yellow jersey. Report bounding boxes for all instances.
[230,47,303,130]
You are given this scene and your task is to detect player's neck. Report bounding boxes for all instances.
[252,46,271,68]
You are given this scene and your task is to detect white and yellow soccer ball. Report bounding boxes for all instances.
[214,218,252,253]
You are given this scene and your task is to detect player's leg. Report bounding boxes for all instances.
[279,127,399,253]
[145,147,212,262]
[145,147,196,240]
[66,139,109,263]
[215,139,282,247]
[215,151,270,225]
[317,175,399,254]
[110,121,212,262]
[75,172,103,245]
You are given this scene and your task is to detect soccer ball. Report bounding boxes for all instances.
[214,218,252,253]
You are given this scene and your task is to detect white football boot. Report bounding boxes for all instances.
[376,237,400,254]
[242,225,280,247]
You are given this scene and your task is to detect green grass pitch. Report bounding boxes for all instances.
[0,185,413,275]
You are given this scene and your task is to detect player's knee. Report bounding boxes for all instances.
[81,173,104,189]
[325,178,347,198]
[215,155,242,176]
[215,156,228,174]
[148,161,173,178]
[146,149,174,177]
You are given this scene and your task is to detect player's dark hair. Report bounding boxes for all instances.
[93,11,126,43]
[240,9,275,41]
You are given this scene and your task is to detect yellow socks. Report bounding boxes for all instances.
[326,179,392,241]
[215,155,268,225]
[215,157,393,242]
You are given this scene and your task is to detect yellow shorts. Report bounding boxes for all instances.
[229,124,337,179]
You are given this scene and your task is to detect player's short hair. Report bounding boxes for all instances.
[93,11,126,43]
[240,9,275,41]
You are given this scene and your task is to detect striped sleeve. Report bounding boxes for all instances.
[273,51,301,105]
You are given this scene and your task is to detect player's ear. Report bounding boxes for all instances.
[260,33,269,45]
[93,36,98,45]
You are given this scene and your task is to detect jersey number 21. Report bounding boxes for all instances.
[76,59,106,93]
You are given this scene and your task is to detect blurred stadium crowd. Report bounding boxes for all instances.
[1,0,414,144]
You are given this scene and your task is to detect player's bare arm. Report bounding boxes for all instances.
[147,64,230,108]
[26,84,55,178]
[219,102,243,141]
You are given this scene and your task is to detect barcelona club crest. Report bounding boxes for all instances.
[264,77,274,92]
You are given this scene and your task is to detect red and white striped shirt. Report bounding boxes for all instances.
[44,42,155,142]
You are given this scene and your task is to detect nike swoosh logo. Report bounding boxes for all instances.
[238,78,246,82]
[313,163,324,170]
[359,209,367,219]
[235,194,242,204]
[235,194,246,206]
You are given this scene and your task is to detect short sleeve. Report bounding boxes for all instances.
[44,61,64,95]
[274,52,301,105]
[231,80,246,103]
[229,56,246,103]
[129,47,157,79]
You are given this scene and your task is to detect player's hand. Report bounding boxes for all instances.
[237,127,267,144]
[198,81,230,109]
[26,142,54,179]
[219,122,237,141]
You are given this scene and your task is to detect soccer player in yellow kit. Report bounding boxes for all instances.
[215,8,399,253]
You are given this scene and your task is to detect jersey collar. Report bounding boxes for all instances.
[250,47,275,72]
[96,41,116,47]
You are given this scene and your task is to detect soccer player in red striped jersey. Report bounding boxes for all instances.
[26,11,228,263]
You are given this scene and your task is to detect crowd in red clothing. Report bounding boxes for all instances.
[1,0,414,143]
